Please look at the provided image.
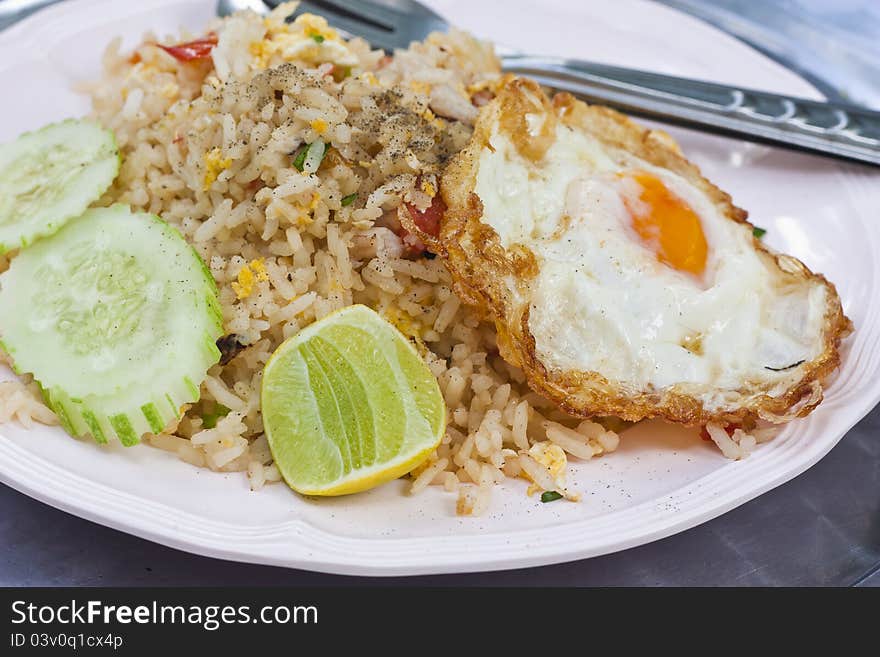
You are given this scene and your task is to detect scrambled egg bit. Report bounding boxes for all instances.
[286,192,322,227]
[520,441,580,501]
[360,72,379,86]
[382,306,421,340]
[203,147,232,190]
[380,305,430,356]
[232,259,269,300]
[421,108,444,130]
[409,80,432,95]
[420,178,437,198]
[525,442,567,494]
[251,11,359,69]
[122,58,180,103]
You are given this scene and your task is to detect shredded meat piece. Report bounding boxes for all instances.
[216,334,247,365]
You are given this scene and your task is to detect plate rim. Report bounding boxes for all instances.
[1,0,878,576]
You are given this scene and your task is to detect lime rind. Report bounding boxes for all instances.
[0,205,223,445]
[261,304,445,496]
[0,119,120,254]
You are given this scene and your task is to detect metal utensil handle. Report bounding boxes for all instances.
[502,54,880,167]
[0,0,62,31]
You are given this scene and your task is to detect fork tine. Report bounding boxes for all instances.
[294,1,400,50]
[295,0,403,29]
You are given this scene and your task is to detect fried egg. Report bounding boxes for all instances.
[440,77,851,426]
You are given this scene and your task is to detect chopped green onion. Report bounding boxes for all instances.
[303,139,326,173]
[541,491,563,503]
[753,226,767,238]
[292,145,308,171]
[311,34,325,43]
[331,65,352,83]
[202,403,231,430]
[293,139,328,173]
[293,141,328,173]
[341,193,357,207]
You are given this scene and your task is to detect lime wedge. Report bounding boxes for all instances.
[261,304,446,496]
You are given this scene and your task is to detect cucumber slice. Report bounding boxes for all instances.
[0,119,119,254]
[0,205,223,445]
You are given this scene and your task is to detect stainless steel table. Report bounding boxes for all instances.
[1,0,878,586]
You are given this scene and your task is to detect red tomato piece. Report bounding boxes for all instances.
[158,33,218,62]
[405,194,445,238]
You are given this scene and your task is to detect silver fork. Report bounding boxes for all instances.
[218,0,880,167]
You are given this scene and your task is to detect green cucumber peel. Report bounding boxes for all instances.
[0,205,223,445]
[0,118,120,254]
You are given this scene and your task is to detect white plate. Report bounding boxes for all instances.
[1,0,878,576]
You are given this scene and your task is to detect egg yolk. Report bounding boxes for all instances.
[624,172,708,275]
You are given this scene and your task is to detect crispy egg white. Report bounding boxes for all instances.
[440,77,851,426]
